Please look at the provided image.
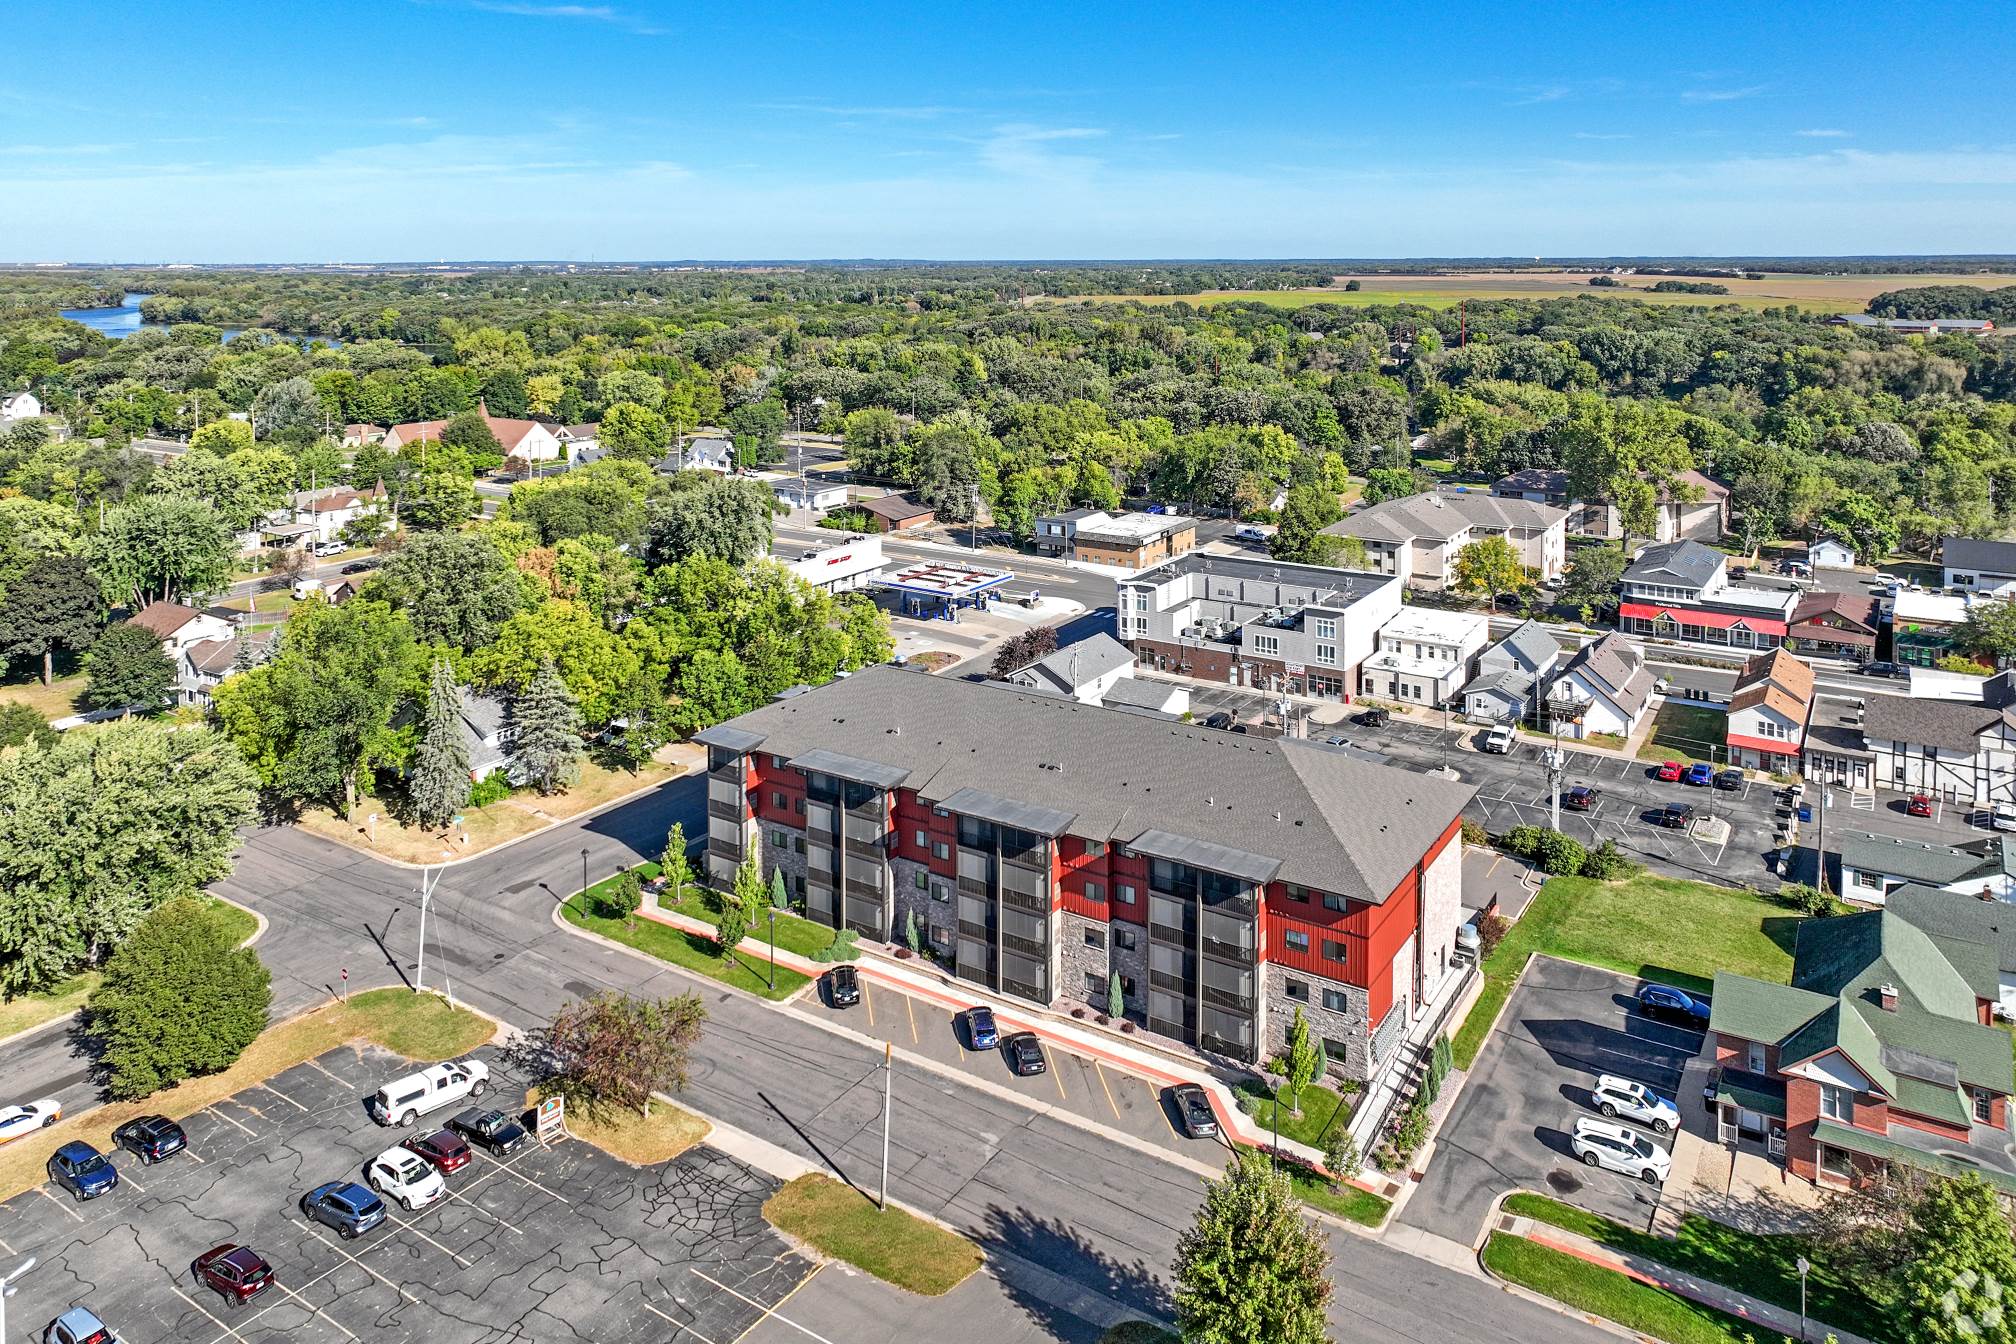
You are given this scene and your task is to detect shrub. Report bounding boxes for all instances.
[90,898,272,1100]
[1501,825,1545,857]
[1322,1125,1362,1183]
[1473,911,1509,962]
[1375,1094,1432,1172]
[1459,818,1489,847]
[1578,839,1635,880]
[1530,830,1587,876]
[1781,882,1832,916]
[601,868,642,921]
[468,769,512,808]
[808,928,859,963]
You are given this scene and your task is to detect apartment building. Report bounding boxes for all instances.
[1618,540,1799,650]
[1492,468,1729,544]
[1322,491,1566,589]
[695,668,1473,1077]
[1358,608,1490,707]
[1117,552,1402,701]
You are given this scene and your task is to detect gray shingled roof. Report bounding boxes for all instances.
[1007,633,1135,694]
[1324,491,1564,545]
[1861,693,2011,753]
[1098,676,1181,712]
[1623,539,1724,589]
[1943,537,2016,576]
[1495,468,1568,496]
[1558,632,1653,720]
[1494,619,1561,674]
[1836,828,2002,888]
[695,665,1473,901]
[1890,885,2016,975]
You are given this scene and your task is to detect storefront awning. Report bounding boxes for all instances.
[1621,603,1788,636]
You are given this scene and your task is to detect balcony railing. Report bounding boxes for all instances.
[957,875,990,899]
[1201,984,1254,1014]
[958,918,993,943]
[845,838,884,863]
[1199,1031,1254,1062]
[1001,978,1045,1005]
[1002,931,1047,960]
[708,799,744,822]
[1149,922,1192,947]
[999,886,1047,916]
[706,837,742,863]
[1201,934,1254,963]
[1149,968,1189,995]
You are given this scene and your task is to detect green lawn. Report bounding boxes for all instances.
[1638,702,1729,764]
[1284,1165,1390,1228]
[561,887,810,1001]
[1503,1193,1890,1336]
[1453,874,1797,1069]
[1098,1325,1179,1344]
[583,863,845,960]
[1481,1233,1781,1344]
[763,1173,980,1296]
[0,670,86,722]
[1232,1078,1356,1148]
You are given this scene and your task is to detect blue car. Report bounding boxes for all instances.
[300,1181,387,1240]
[47,1141,119,1201]
[1683,763,1715,787]
[966,1006,998,1050]
[1637,984,1712,1030]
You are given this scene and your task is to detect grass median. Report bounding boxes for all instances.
[561,883,812,1001]
[1453,873,1798,1069]
[527,1085,710,1166]
[1283,1164,1390,1228]
[763,1172,980,1296]
[0,988,493,1202]
[1481,1232,1780,1344]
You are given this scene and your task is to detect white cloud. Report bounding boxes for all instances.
[1573,132,1631,141]
[1682,85,1768,102]
[1796,128,1851,138]
[977,124,1106,179]
[453,1,666,35]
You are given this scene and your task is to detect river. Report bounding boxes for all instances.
[57,293,341,346]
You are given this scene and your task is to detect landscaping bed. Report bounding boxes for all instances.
[1481,1233,1779,1344]
[1231,1078,1356,1148]
[561,888,811,1001]
[528,1084,710,1166]
[762,1173,980,1296]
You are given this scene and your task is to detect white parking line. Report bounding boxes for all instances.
[691,1268,835,1344]
[304,1058,349,1085]
[294,1220,424,1305]
[177,1285,251,1344]
[641,1298,722,1344]
[386,1206,474,1266]
[117,1167,146,1193]
[36,1187,83,1222]
[206,1106,257,1137]
[257,1082,311,1113]
[490,1152,573,1205]
[270,1282,361,1341]
[434,1169,527,1234]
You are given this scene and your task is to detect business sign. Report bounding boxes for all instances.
[535,1095,565,1142]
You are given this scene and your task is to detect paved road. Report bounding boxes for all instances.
[2,776,1611,1344]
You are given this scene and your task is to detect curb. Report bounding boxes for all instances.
[547,897,816,1008]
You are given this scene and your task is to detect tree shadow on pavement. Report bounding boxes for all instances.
[973,1204,1175,1341]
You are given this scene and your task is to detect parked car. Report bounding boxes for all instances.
[447,1107,527,1156]
[1481,723,1514,754]
[1993,803,2016,833]
[1591,1075,1680,1135]
[1683,762,1715,787]
[1169,1084,1218,1139]
[340,558,381,574]
[1861,660,1908,680]
[112,1114,187,1165]
[43,1306,118,1344]
[1004,1032,1048,1076]
[825,964,861,1008]
[1233,525,1267,541]
[965,1006,998,1050]
[300,1181,387,1239]
[1655,802,1695,829]
[370,1059,490,1127]
[1702,1064,1723,1112]
[1654,760,1684,782]
[1563,785,1599,811]
[191,1244,274,1307]
[1571,1117,1672,1184]
[1356,707,1390,727]
[1322,733,1350,747]
[1713,769,1744,792]
[368,1146,446,1212]
[47,1142,119,1201]
[1637,983,1712,1029]
[0,1098,63,1144]
[1908,794,1935,817]
[1202,711,1235,730]
[401,1129,473,1176]
[312,539,345,558]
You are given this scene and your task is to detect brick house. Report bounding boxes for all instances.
[1708,911,2016,1192]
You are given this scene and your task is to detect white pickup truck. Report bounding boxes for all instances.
[370,1058,491,1128]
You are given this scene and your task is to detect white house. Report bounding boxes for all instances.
[1726,647,1814,774]
[125,602,237,705]
[1944,538,2016,597]
[1549,631,1656,741]
[294,483,388,544]
[1808,538,1857,570]
[384,408,563,467]
[675,436,735,474]
[1358,607,1490,706]
[554,422,600,460]
[1835,830,2016,906]
[1324,491,1567,590]
[1000,633,1136,704]
[1460,619,1561,723]
[771,478,851,513]
[0,391,42,425]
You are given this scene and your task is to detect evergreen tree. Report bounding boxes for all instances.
[1108,970,1125,1019]
[1173,1148,1333,1344]
[410,658,471,830]
[83,620,176,712]
[89,897,272,1100]
[511,656,583,794]
[770,867,789,910]
[904,908,922,954]
[605,868,642,923]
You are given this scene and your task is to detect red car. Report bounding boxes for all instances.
[1655,761,1684,783]
[1908,794,1935,817]
[402,1128,473,1175]
[192,1244,274,1306]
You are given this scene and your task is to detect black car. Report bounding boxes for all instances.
[1202,711,1235,730]
[1004,1032,1048,1076]
[826,964,861,1008]
[1638,984,1712,1029]
[113,1114,187,1164]
[1655,802,1695,829]
[448,1107,528,1156]
[1860,660,1908,680]
[1169,1084,1218,1139]
[1713,769,1744,792]
[1564,785,1599,811]
[1356,707,1390,727]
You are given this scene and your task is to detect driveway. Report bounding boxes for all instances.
[1400,957,1706,1243]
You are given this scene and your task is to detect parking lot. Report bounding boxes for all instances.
[1398,957,1706,1243]
[0,1043,823,1344]
[791,974,1225,1162]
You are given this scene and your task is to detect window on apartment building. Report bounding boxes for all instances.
[1113,926,1137,951]
[1084,927,1106,950]
[1322,1037,1351,1063]
[930,924,951,949]
[772,755,789,769]
[931,882,951,904]
[932,806,949,818]
[1323,939,1348,964]
[1085,880,1105,903]
[795,798,805,814]
[1322,893,1348,914]
[1252,634,1280,656]
[771,829,789,848]
[1285,979,1308,1002]
[915,830,928,848]
[1315,643,1336,665]
[932,841,951,860]
[1819,1084,1854,1123]
[1322,988,1349,1013]
[1115,843,1133,859]
[1312,617,1336,641]
[773,792,787,808]
[914,871,928,890]
[1117,883,1137,905]
[1283,930,1311,953]
[1084,840,1105,857]
[1280,883,1311,903]
[1085,970,1108,998]
[1819,1145,1853,1181]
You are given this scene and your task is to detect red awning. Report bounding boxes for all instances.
[1727,731,1802,757]
[1620,602,1788,636]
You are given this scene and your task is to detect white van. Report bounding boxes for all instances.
[291,576,326,601]
[370,1058,490,1127]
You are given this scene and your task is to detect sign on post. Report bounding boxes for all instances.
[535,1095,565,1142]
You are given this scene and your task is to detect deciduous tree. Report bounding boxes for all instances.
[1277,1005,1322,1117]
[89,495,234,607]
[1453,534,1534,612]
[0,553,100,685]
[1896,1174,2016,1344]
[90,897,271,1100]
[1172,1148,1333,1344]
[537,990,706,1117]
[645,475,776,566]
[83,619,175,711]
[600,401,672,462]
[363,531,526,651]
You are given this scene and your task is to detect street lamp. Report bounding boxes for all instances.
[0,1256,36,1344]
[767,909,778,990]
[1795,1254,1810,1342]
[580,847,589,914]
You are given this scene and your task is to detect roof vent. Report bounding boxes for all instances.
[887,726,900,735]
[1273,810,1282,821]
[1204,796,1214,807]
[1879,983,1899,1012]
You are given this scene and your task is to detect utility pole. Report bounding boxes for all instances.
[969,482,979,552]
[1813,780,1830,896]
[415,866,439,994]
[878,1042,893,1210]
[1545,723,1566,833]
[0,1256,36,1343]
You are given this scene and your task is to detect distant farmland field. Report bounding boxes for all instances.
[1038,269,2016,315]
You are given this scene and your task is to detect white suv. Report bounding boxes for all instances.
[368,1146,445,1211]
[1591,1075,1679,1135]
[1482,723,1514,754]
[370,1059,490,1128]
[1571,1117,1671,1184]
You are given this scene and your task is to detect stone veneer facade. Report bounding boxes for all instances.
[1262,962,1373,1080]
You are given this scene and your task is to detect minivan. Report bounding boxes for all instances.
[370,1059,490,1127]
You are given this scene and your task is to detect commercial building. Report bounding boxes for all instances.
[1034,509,1198,570]
[1619,540,1799,650]
[1835,830,2015,907]
[1117,552,1401,701]
[1861,678,2016,805]
[1322,491,1567,589]
[1358,608,1490,708]
[1829,314,1997,336]
[1788,592,1880,661]
[1942,537,2016,598]
[1892,589,1978,667]
[695,667,1474,1077]
[1708,911,2015,1193]
[782,536,884,595]
[859,493,936,533]
[1726,648,1814,774]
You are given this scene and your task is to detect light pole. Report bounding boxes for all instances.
[580,847,590,913]
[0,1255,36,1343]
[415,866,438,994]
[767,909,778,990]
[1795,1254,1810,1342]
[878,1041,893,1210]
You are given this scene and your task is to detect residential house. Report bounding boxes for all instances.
[1886,885,2016,1019]
[1459,619,1561,723]
[771,478,851,513]
[340,423,385,447]
[0,391,42,425]
[1619,539,1799,650]
[1548,632,1656,741]
[292,483,388,544]
[1492,467,1728,544]
[554,423,600,459]
[1789,592,1881,661]
[676,436,735,474]
[391,686,517,783]
[383,407,563,468]
[1943,537,2016,597]
[1829,314,1997,336]
[1807,538,1857,571]
[1034,509,1198,570]
[1707,912,2015,1193]
[1119,552,1402,701]
[1835,830,2016,907]
[1000,633,1137,704]
[1860,677,2016,805]
[1357,608,1490,708]
[1726,648,1814,774]
[694,666,1475,1079]
[858,493,936,534]
[1322,491,1566,589]
[125,602,237,706]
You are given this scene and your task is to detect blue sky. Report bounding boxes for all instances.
[1,0,2009,261]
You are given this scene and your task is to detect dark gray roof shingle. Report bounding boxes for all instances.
[1623,539,1724,589]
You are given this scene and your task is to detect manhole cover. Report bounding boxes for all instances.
[1546,1168,1584,1196]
